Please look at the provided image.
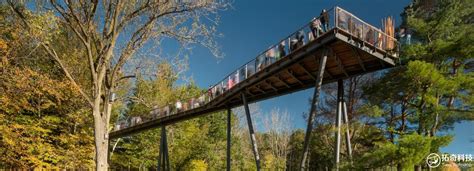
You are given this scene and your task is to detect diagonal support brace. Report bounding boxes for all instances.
[300,49,328,170]
[242,93,261,171]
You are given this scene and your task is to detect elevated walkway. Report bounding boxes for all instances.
[110,7,399,139]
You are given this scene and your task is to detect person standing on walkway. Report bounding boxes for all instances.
[290,37,298,52]
[310,17,322,38]
[208,86,213,100]
[235,70,240,84]
[320,9,329,32]
[176,100,182,113]
[297,30,305,47]
[277,41,286,59]
[265,46,276,65]
[228,76,234,89]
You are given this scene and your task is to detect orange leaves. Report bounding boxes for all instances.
[0,38,7,56]
[0,66,94,168]
[0,67,81,115]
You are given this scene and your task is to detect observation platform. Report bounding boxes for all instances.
[110,7,399,139]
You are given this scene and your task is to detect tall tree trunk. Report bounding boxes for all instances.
[417,87,427,135]
[447,59,458,108]
[400,98,407,133]
[414,165,422,171]
[430,95,440,137]
[94,116,109,170]
[389,106,395,143]
[93,95,109,171]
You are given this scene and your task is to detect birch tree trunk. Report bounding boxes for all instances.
[93,107,109,170]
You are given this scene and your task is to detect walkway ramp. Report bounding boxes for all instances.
[110,7,399,139]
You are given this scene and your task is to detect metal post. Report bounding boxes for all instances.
[334,79,343,171]
[158,125,170,171]
[242,93,261,171]
[245,64,248,79]
[107,139,110,168]
[164,127,170,170]
[227,108,232,171]
[335,7,338,30]
[158,129,163,171]
[300,50,328,170]
[342,101,353,160]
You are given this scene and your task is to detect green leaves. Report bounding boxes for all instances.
[112,64,230,169]
[406,0,474,61]
[397,133,432,168]
[359,104,384,117]
[356,1,473,169]
[356,133,452,169]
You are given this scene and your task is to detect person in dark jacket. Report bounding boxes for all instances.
[320,9,329,32]
[290,38,298,52]
[278,41,286,58]
[297,30,305,47]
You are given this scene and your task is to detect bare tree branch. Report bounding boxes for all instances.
[41,43,93,107]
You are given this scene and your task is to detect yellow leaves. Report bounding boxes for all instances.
[0,7,94,168]
[0,66,94,168]
[1,67,81,115]
[0,38,7,55]
[2,134,16,146]
[262,153,276,169]
[184,160,208,171]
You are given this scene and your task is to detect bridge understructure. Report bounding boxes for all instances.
[109,7,399,171]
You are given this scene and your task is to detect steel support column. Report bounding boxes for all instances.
[334,79,343,170]
[242,93,261,171]
[226,108,232,171]
[342,100,353,161]
[300,50,328,170]
[334,79,353,170]
[158,125,170,171]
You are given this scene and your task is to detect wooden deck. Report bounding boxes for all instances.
[109,28,397,139]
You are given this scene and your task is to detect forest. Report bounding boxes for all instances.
[0,0,473,170]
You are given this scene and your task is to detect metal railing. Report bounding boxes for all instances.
[334,7,399,56]
[114,6,399,131]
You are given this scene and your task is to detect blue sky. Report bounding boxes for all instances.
[170,0,472,155]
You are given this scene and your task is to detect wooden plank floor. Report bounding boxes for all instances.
[110,28,398,139]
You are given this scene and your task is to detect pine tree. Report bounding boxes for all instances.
[360,0,473,170]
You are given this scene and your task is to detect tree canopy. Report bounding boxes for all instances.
[0,0,472,170]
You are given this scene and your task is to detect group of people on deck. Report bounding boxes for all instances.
[115,94,210,130]
[257,9,330,73]
[154,95,208,116]
[311,9,330,39]
[114,9,332,131]
[336,8,400,51]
